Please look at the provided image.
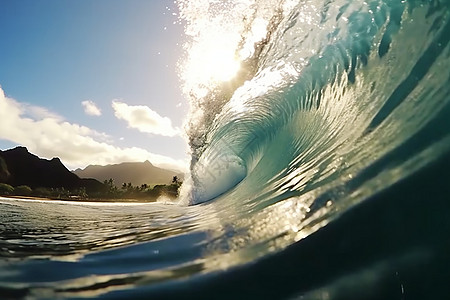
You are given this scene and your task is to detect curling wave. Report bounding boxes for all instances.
[179,0,450,206]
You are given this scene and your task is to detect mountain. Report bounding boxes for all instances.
[0,146,103,192]
[73,161,183,187]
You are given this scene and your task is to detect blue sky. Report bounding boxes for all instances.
[0,0,189,171]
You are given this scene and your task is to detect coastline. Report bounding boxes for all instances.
[0,195,160,204]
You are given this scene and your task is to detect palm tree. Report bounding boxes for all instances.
[172,176,180,185]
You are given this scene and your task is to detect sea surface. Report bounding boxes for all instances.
[2,0,450,299]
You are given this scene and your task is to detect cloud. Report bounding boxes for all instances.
[0,87,187,172]
[112,100,179,137]
[81,100,102,116]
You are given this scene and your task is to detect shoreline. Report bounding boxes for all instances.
[0,195,161,203]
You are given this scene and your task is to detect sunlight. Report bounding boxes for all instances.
[181,24,243,100]
[185,40,241,85]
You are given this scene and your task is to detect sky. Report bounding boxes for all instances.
[0,0,189,171]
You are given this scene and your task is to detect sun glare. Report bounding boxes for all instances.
[182,31,243,98]
[187,46,241,84]
[207,50,241,82]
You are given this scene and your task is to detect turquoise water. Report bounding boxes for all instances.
[1,0,450,299]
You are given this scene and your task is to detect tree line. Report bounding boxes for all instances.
[0,176,182,202]
[100,176,182,200]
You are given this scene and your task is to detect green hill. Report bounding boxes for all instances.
[0,146,103,193]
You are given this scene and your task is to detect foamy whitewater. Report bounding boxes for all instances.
[1,1,450,299]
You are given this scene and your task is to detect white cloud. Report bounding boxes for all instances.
[0,87,187,172]
[112,100,179,137]
[81,100,102,116]
[24,103,64,121]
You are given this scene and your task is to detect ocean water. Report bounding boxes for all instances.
[2,0,450,299]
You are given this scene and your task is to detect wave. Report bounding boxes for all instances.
[178,0,450,206]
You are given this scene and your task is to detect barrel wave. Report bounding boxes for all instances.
[1,1,450,299]
[183,0,450,208]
